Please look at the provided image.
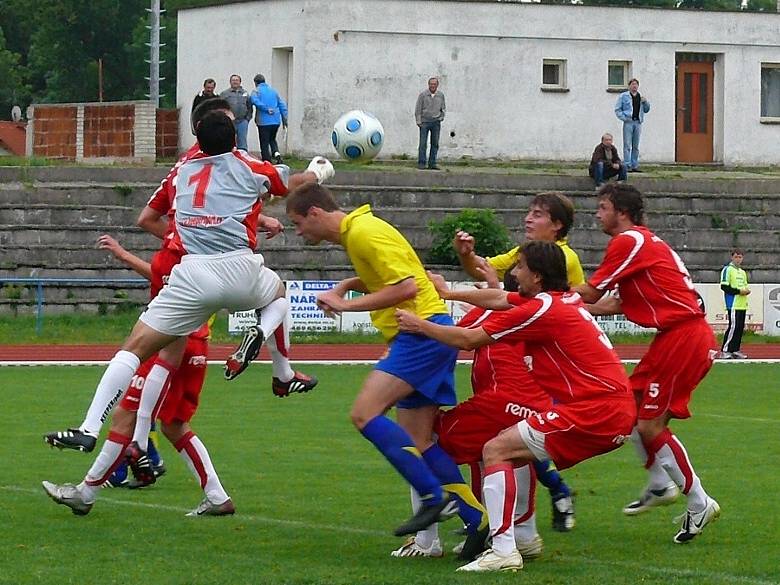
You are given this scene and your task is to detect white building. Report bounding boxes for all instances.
[177,0,780,165]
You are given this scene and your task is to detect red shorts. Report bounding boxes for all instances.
[119,336,208,424]
[435,390,552,464]
[150,247,184,299]
[522,394,636,470]
[630,318,716,420]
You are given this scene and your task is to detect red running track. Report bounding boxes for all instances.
[1,343,779,361]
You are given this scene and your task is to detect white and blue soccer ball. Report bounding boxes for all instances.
[331,110,384,161]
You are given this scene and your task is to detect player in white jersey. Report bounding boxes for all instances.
[43,111,335,513]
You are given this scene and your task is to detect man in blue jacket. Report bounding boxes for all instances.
[250,74,288,163]
[614,78,650,172]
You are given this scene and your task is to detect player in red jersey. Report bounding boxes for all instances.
[574,183,720,544]
[44,236,235,516]
[393,268,553,561]
[396,241,636,572]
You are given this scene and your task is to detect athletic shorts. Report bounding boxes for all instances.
[140,249,281,337]
[435,389,552,464]
[377,314,459,409]
[630,318,717,420]
[149,247,183,299]
[119,336,208,424]
[518,394,636,471]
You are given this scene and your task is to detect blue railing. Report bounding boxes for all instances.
[0,277,148,335]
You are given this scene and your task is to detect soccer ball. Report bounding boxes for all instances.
[331,110,384,161]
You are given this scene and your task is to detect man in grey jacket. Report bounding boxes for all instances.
[220,75,253,151]
[415,77,446,170]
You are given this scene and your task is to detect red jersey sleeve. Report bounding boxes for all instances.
[235,151,289,197]
[479,294,550,344]
[588,230,646,291]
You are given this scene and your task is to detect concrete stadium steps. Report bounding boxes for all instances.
[2,168,780,313]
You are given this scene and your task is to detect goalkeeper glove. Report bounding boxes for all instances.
[307,156,335,184]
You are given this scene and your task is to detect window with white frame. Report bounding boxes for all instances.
[541,59,567,90]
[761,63,780,120]
[608,60,631,89]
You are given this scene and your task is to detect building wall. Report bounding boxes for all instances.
[177,0,780,164]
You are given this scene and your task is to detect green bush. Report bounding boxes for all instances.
[427,208,513,265]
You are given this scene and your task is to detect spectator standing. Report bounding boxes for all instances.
[250,74,288,163]
[192,78,217,113]
[589,133,627,187]
[720,249,750,359]
[415,77,446,170]
[220,74,253,151]
[614,78,650,172]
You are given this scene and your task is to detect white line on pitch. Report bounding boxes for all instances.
[3,485,777,585]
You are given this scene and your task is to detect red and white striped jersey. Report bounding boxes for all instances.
[588,225,703,330]
[171,149,288,255]
[479,291,630,404]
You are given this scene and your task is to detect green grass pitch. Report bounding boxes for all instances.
[0,363,778,585]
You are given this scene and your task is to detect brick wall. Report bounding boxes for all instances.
[28,101,178,162]
[0,121,27,156]
[156,109,179,159]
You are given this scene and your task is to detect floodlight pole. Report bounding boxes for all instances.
[146,0,166,106]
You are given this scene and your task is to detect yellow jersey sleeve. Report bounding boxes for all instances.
[486,246,520,279]
[558,240,585,286]
[342,206,447,340]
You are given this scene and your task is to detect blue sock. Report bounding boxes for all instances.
[422,444,486,533]
[534,459,570,500]
[109,462,128,485]
[147,433,161,467]
[361,416,443,506]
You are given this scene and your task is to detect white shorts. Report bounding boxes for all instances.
[516,419,552,463]
[140,249,282,337]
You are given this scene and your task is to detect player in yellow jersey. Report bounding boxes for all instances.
[286,183,489,558]
[451,191,582,534]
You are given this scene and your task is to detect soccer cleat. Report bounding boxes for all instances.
[272,372,319,398]
[673,497,720,544]
[456,549,524,573]
[102,476,128,488]
[552,495,576,531]
[125,441,156,487]
[732,351,748,359]
[42,481,94,516]
[394,494,451,537]
[44,428,97,453]
[390,536,443,558]
[719,351,734,359]
[224,326,265,380]
[623,483,680,516]
[516,533,544,560]
[128,460,166,489]
[457,524,490,561]
[273,152,284,165]
[186,496,236,517]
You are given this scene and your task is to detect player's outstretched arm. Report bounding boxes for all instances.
[572,282,605,304]
[453,230,489,281]
[395,309,493,350]
[97,235,152,280]
[587,293,622,316]
[318,277,416,315]
[438,284,513,311]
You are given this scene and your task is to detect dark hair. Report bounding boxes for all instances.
[190,97,232,135]
[731,249,744,256]
[286,183,340,216]
[628,78,639,86]
[519,241,569,293]
[196,111,235,155]
[530,192,575,240]
[598,183,645,225]
[502,265,519,293]
[203,78,216,86]
[254,74,265,85]
[230,74,241,82]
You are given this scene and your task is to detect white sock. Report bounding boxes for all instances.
[79,350,139,436]
[483,464,517,556]
[267,313,295,381]
[513,464,537,543]
[652,431,709,512]
[258,297,289,340]
[410,486,438,548]
[80,432,131,501]
[132,362,173,450]
[631,426,672,491]
[176,432,229,504]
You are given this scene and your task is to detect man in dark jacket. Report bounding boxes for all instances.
[589,133,627,187]
[192,79,217,113]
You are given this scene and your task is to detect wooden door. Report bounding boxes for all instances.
[676,60,714,162]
